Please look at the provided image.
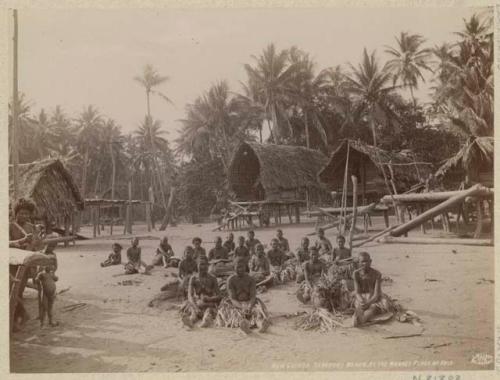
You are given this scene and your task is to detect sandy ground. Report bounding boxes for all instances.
[10,218,494,373]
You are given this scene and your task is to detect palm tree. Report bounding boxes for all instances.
[345,49,399,147]
[243,44,298,143]
[288,47,329,148]
[385,32,433,106]
[33,109,55,159]
[49,105,77,156]
[134,65,173,208]
[233,81,267,143]
[431,14,493,137]
[134,116,171,205]
[75,105,103,199]
[177,81,253,170]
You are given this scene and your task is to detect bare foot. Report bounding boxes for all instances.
[200,313,213,328]
[49,321,59,327]
[258,318,271,333]
[239,319,252,335]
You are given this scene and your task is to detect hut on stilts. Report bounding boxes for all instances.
[317,139,433,231]
[224,142,329,229]
[318,139,432,204]
[9,159,84,245]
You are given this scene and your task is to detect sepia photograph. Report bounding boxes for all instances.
[5,3,496,374]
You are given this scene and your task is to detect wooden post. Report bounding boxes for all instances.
[383,210,389,228]
[295,204,300,224]
[126,182,132,234]
[146,202,151,232]
[92,207,97,238]
[64,216,70,247]
[419,205,426,234]
[97,206,101,236]
[71,213,76,245]
[11,10,20,202]
[149,186,155,229]
[348,176,358,249]
[474,200,483,238]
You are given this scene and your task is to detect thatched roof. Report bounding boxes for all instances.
[228,142,328,199]
[318,139,433,190]
[9,159,83,220]
[435,136,493,185]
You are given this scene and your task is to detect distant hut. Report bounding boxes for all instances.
[318,140,432,204]
[228,142,329,203]
[435,136,493,189]
[9,159,84,228]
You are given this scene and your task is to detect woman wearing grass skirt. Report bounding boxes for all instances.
[216,257,271,334]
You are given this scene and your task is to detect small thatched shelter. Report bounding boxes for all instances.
[228,142,329,202]
[435,136,493,189]
[318,140,432,203]
[9,159,84,222]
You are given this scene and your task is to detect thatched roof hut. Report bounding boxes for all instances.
[435,136,493,189]
[318,140,432,202]
[228,142,329,202]
[9,159,84,221]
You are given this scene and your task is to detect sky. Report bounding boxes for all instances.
[14,6,488,143]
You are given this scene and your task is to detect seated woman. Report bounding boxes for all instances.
[296,247,327,305]
[208,236,229,261]
[328,235,357,282]
[217,257,271,334]
[124,237,150,274]
[178,246,198,296]
[151,237,176,268]
[249,244,272,287]
[352,252,394,327]
[223,233,235,254]
[181,256,222,328]
[101,243,123,267]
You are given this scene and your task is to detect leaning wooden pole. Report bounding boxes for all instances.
[380,236,492,247]
[11,10,20,202]
[159,186,176,231]
[348,176,358,249]
[390,184,491,238]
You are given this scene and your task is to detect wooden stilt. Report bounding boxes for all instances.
[419,205,426,234]
[295,205,300,224]
[64,216,70,247]
[474,200,483,238]
[125,182,132,234]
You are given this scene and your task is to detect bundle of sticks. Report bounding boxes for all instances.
[294,308,347,332]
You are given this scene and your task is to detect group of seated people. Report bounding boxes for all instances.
[101,227,392,331]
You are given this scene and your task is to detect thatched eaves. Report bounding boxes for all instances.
[9,159,84,220]
[435,136,493,186]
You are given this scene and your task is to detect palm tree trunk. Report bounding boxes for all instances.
[80,148,89,199]
[409,86,416,107]
[109,143,116,200]
[146,90,151,118]
[370,109,378,147]
[259,125,263,143]
[304,112,310,148]
[270,105,280,144]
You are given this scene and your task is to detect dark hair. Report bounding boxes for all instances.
[112,243,123,249]
[337,235,346,241]
[14,198,36,215]
[192,237,202,244]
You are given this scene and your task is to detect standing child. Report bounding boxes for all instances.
[101,243,123,267]
[35,265,59,328]
[124,237,150,274]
